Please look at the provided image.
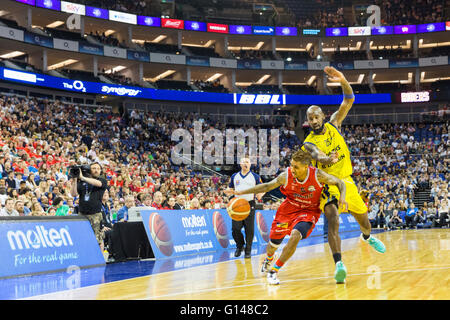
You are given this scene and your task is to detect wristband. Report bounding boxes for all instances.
[344,93,355,100]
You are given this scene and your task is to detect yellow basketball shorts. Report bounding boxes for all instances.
[319,176,368,214]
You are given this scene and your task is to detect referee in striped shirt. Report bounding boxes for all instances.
[226,157,264,258]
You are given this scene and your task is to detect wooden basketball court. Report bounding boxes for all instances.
[23,229,450,300]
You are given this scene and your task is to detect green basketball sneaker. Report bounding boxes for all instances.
[334,261,347,284]
[361,234,386,253]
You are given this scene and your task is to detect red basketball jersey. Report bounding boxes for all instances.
[279,166,323,215]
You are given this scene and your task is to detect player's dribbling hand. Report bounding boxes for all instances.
[224,188,236,196]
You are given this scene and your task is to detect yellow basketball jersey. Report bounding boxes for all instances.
[302,122,352,179]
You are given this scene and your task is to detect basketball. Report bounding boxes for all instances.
[256,211,270,242]
[213,211,229,248]
[149,212,174,257]
[226,197,251,221]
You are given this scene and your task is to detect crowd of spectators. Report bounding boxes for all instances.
[193,80,229,93]
[347,121,449,230]
[373,0,445,25]
[0,93,448,259]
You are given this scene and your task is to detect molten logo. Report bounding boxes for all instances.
[182,214,207,228]
[7,225,73,250]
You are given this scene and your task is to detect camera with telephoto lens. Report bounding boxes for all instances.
[68,164,92,179]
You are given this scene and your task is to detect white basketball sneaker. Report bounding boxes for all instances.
[267,270,280,285]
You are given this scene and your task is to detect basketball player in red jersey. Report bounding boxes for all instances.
[225,149,347,285]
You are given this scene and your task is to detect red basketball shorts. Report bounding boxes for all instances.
[269,200,320,241]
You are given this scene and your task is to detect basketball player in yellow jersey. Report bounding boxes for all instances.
[302,66,386,284]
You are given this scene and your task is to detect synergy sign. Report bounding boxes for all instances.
[0,218,104,278]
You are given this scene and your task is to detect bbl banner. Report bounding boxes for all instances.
[0,217,105,278]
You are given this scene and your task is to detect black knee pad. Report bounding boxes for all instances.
[293,221,313,239]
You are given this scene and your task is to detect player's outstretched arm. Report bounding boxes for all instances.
[303,143,338,165]
[225,172,286,196]
[324,66,355,130]
[316,169,348,211]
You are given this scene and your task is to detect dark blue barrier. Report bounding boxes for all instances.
[0,216,105,278]
[141,209,361,259]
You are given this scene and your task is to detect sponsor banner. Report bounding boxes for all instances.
[275,27,297,36]
[237,59,262,69]
[140,209,254,259]
[417,22,445,33]
[348,26,371,36]
[389,58,419,68]
[127,50,150,62]
[207,23,229,34]
[418,56,448,67]
[354,59,389,69]
[252,26,275,35]
[14,0,36,5]
[61,1,85,15]
[209,57,237,69]
[331,61,354,70]
[85,6,109,19]
[53,38,79,52]
[302,28,323,36]
[284,60,308,70]
[0,218,105,278]
[36,0,61,11]
[371,26,394,35]
[186,56,210,67]
[229,25,252,35]
[307,61,330,70]
[184,21,207,32]
[137,16,161,27]
[79,42,104,55]
[234,94,284,105]
[447,22,450,31]
[150,52,186,65]
[400,91,430,103]
[326,27,348,37]
[394,25,416,34]
[162,18,184,29]
[261,60,284,70]
[104,46,127,59]
[0,67,391,105]
[0,26,24,41]
[109,10,137,25]
[24,31,53,48]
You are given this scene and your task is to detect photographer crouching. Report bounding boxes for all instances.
[70,163,108,252]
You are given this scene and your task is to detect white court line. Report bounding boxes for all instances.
[144,265,450,300]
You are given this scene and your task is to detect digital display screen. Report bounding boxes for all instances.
[394,25,417,34]
[184,21,206,32]
[371,26,394,35]
[161,18,184,29]
[36,0,61,11]
[326,27,348,37]
[137,16,161,27]
[229,25,252,35]
[302,29,322,36]
[85,6,109,19]
[207,23,228,33]
[417,22,445,33]
[252,26,275,35]
[400,91,430,103]
[275,27,297,36]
